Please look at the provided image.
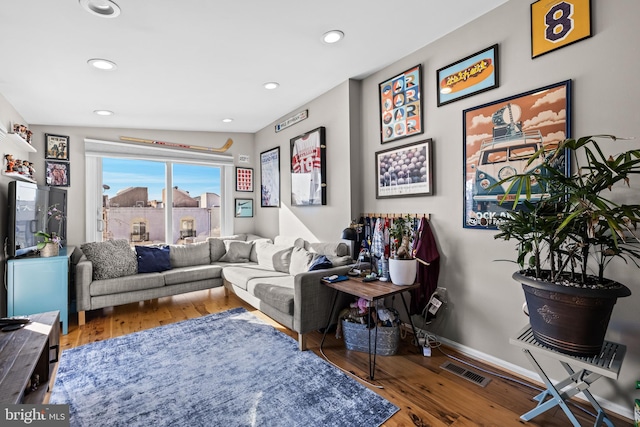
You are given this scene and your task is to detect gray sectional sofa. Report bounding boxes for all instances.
[74,234,352,349]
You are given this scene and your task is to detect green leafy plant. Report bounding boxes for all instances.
[494,135,640,287]
[36,204,65,250]
[389,215,415,259]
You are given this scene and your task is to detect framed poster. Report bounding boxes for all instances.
[290,126,326,206]
[260,146,280,207]
[379,65,423,143]
[437,44,499,107]
[45,133,70,160]
[531,0,592,58]
[46,160,70,187]
[235,167,253,192]
[376,139,433,199]
[463,80,571,230]
[234,198,254,217]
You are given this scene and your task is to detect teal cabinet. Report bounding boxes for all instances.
[7,247,73,334]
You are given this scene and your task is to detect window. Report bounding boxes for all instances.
[101,158,222,245]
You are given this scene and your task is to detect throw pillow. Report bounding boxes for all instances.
[308,255,333,271]
[289,247,315,276]
[249,238,273,262]
[255,241,293,272]
[135,245,171,273]
[80,239,138,280]
[170,240,210,268]
[219,240,253,263]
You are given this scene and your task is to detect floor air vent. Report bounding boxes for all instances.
[440,361,491,387]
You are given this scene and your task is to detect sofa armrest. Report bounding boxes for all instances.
[75,259,93,311]
[293,265,353,334]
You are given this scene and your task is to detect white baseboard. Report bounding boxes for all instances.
[402,323,633,421]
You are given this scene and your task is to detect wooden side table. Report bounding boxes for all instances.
[510,325,625,427]
[321,277,420,380]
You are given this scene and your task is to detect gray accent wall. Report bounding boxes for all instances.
[254,0,640,418]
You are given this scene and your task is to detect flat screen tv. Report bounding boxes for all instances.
[7,180,67,258]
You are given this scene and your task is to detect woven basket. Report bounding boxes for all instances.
[341,319,399,356]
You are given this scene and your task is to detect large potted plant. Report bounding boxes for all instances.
[494,135,640,356]
[388,215,417,285]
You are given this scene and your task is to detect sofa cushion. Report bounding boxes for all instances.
[135,245,171,273]
[90,272,164,296]
[289,247,315,275]
[219,240,253,263]
[253,283,294,315]
[249,238,273,262]
[307,242,349,257]
[255,241,293,272]
[222,266,289,291]
[208,238,227,262]
[162,264,223,286]
[81,239,138,280]
[170,240,210,268]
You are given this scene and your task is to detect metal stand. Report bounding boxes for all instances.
[510,325,626,427]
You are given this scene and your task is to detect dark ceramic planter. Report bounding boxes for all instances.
[513,271,631,357]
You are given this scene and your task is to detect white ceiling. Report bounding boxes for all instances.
[0,0,508,133]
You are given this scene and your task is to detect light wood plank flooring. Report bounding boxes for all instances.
[58,288,630,426]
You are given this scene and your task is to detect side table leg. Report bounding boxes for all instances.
[320,289,339,351]
[400,292,420,349]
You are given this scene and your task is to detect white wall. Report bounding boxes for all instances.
[253,81,357,242]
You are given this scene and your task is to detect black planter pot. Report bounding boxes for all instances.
[513,271,631,357]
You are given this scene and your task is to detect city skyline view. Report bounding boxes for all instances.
[102,158,221,202]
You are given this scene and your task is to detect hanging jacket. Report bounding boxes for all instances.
[411,217,440,314]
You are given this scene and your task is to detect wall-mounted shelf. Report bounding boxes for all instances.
[2,171,36,183]
[6,132,37,153]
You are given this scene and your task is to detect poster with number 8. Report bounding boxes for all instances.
[531,0,592,58]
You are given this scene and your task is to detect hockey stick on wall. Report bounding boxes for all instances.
[120,136,233,153]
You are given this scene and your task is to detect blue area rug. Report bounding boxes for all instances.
[51,307,399,426]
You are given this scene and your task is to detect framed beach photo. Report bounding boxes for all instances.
[290,127,326,206]
[45,133,70,160]
[379,65,423,144]
[235,167,254,192]
[462,80,572,230]
[436,44,499,107]
[46,160,70,187]
[234,198,254,217]
[375,139,433,199]
[260,147,280,207]
[531,0,592,58]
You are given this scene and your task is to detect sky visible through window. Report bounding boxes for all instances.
[102,158,221,201]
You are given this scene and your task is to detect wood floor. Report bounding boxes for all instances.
[59,288,630,426]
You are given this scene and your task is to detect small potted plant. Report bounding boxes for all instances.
[493,135,640,355]
[36,204,65,257]
[388,215,417,285]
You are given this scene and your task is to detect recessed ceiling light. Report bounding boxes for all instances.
[322,30,344,44]
[87,58,117,70]
[79,0,121,18]
[222,118,233,123]
[93,110,114,116]
[264,82,280,90]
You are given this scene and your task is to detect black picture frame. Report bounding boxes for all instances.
[290,126,326,206]
[531,0,592,59]
[260,147,280,207]
[462,80,572,230]
[45,133,70,160]
[378,64,423,144]
[235,167,254,192]
[436,44,499,107]
[375,139,433,199]
[46,160,70,187]
[234,198,254,217]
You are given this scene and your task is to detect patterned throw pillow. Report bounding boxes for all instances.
[81,239,138,280]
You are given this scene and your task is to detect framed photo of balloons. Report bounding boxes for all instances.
[375,138,433,199]
[378,65,423,144]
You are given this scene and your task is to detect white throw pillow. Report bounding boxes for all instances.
[219,240,253,263]
[289,247,315,276]
[255,241,293,272]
